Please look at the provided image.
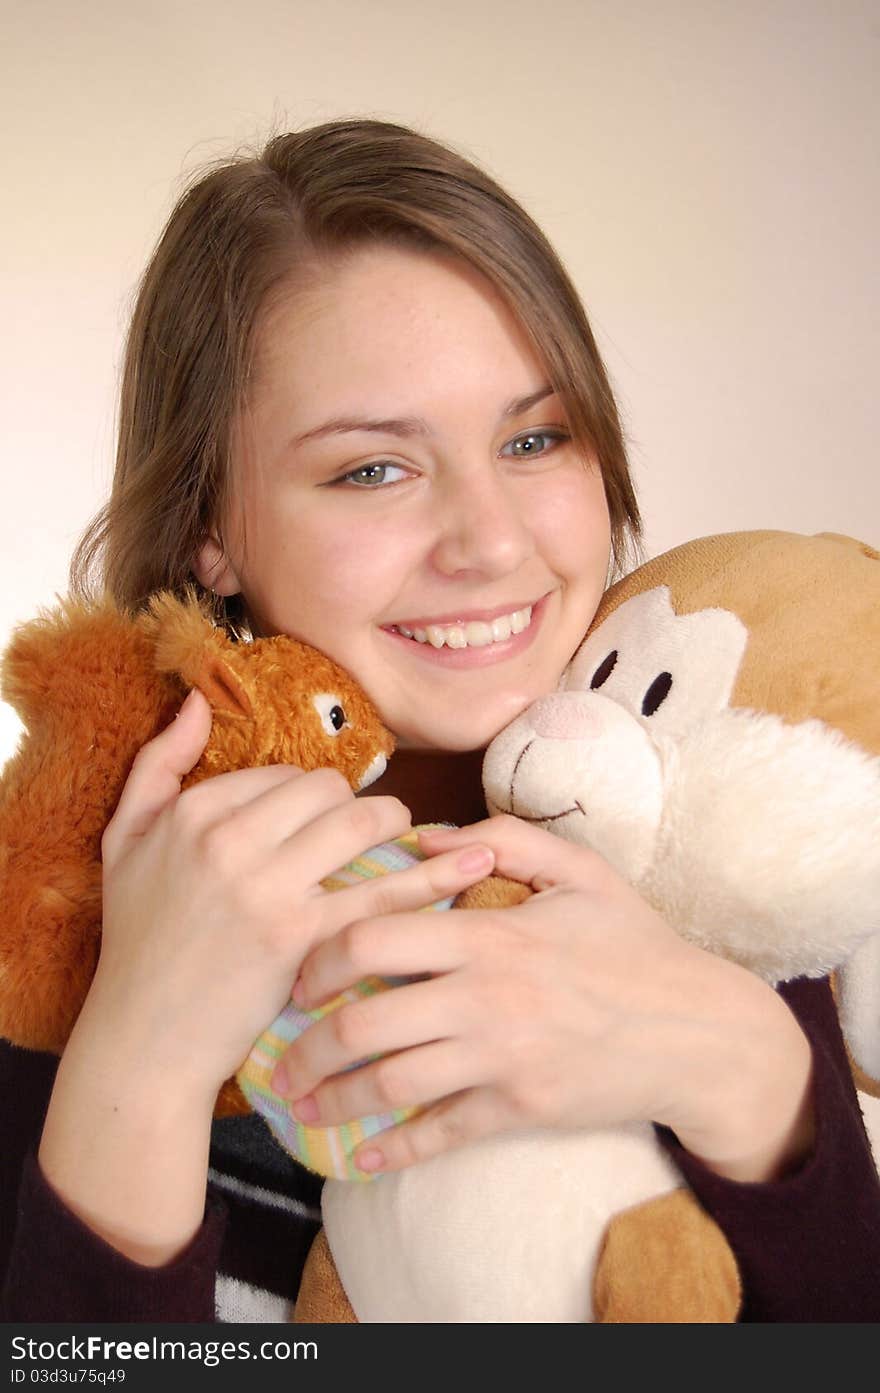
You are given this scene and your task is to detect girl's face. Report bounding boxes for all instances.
[200,245,612,752]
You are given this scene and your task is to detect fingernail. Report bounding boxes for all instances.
[175,690,194,718]
[292,1094,320,1123]
[457,846,494,874]
[270,1065,289,1096]
[419,822,459,839]
[356,1147,385,1173]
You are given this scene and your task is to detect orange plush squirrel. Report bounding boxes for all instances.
[0,590,393,1115]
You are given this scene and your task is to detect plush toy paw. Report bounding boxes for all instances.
[592,1189,741,1323]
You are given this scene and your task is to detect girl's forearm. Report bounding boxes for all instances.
[37,994,217,1268]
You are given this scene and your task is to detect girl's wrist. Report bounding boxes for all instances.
[650,956,815,1182]
[68,971,222,1123]
[80,963,232,1114]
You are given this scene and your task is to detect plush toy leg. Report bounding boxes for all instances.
[592,1188,741,1323]
[293,1230,358,1323]
[294,1193,740,1324]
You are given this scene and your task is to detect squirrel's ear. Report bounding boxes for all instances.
[144,592,253,719]
[189,646,253,719]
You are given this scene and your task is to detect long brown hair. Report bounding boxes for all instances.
[71,118,641,628]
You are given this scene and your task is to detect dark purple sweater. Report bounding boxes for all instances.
[2,976,879,1322]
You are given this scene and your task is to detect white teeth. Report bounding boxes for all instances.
[463,621,494,647]
[395,605,533,650]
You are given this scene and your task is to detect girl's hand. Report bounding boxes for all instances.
[88,690,497,1107]
[42,688,500,1269]
[275,815,813,1183]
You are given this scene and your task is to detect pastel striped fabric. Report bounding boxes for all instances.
[236,829,455,1182]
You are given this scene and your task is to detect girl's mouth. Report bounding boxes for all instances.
[389,603,534,650]
[382,594,549,666]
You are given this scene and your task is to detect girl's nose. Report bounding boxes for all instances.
[430,467,535,578]
[528,694,600,740]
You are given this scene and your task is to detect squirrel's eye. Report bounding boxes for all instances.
[313,693,349,737]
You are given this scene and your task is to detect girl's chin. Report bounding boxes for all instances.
[389,703,535,754]
[392,733,488,754]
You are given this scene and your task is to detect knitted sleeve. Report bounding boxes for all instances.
[655,976,880,1322]
[0,1039,322,1323]
[0,1041,226,1322]
[2,1151,227,1322]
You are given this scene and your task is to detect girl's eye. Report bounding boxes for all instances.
[338,462,409,488]
[332,430,568,487]
[502,429,569,459]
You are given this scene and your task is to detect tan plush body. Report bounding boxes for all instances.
[301,530,880,1323]
[0,592,394,1115]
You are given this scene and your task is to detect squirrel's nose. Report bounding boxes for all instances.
[357,752,388,789]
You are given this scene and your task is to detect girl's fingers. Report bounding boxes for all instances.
[418,814,607,892]
[296,902,481,1009]
[108,755,308,862]
[267,792,415,891]
[103,688,214,855]
[298,845,495,971]
[106,688,328,852]
[274,975,457,1102]
[107,690,401,872]
[292,1038,473,1127]
[352,1085,509,1175]
[184,762,358,856]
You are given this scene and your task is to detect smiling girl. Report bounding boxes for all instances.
[3,119,878,1322]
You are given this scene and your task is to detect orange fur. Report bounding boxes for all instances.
[0,592,394,1117]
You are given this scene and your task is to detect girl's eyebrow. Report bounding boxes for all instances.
[289,384,556,448]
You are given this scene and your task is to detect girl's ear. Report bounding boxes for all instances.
[193,535,242,596]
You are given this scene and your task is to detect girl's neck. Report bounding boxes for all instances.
[365,747,488,828]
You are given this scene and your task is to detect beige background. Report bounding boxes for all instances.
[2,0,877,762]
